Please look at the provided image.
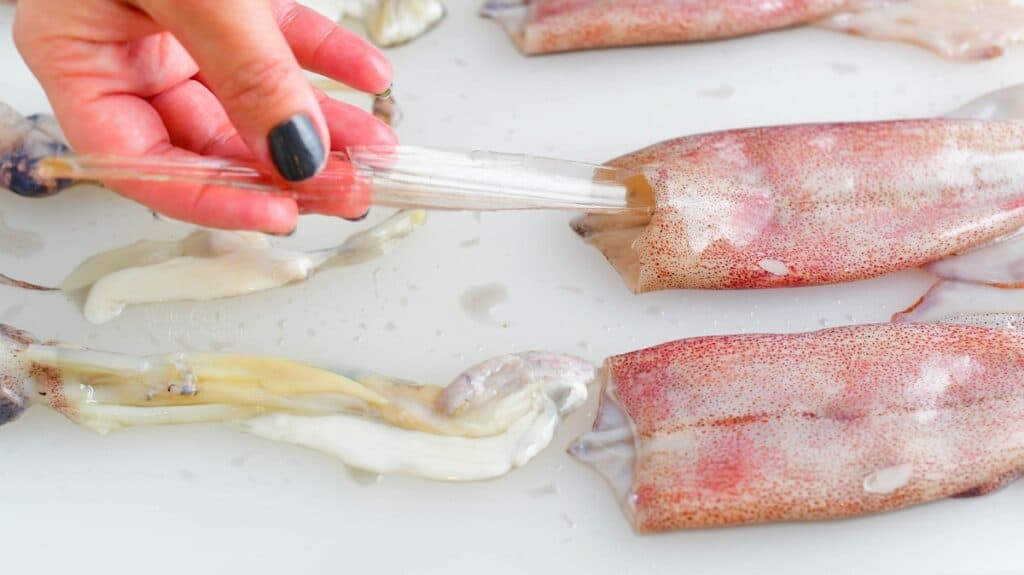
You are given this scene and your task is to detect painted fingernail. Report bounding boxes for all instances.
[344,210,369,222]
[268,114,325,182]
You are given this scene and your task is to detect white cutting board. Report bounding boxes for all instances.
[0,2,1021,574]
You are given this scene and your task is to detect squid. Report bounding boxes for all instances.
[304,0,446,47]
[483,0,1024,58]
[573,84,1024,293]
[571,313,1024,532]
[0,101,424,324]
[0,324,591,480]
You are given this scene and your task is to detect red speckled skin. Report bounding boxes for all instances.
[502,0,858,54]
[605,322,1024,532]
[605,119,1024,291]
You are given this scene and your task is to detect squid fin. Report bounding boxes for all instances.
[817,3,1024,61]
[946,83,1024,120]
[952,469,1022,498]
[926,232,1024,287]
[893,280,1024,327]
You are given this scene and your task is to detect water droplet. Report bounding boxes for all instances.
[527,483,559,497]
[561,513,577,529]
[697,85,735,100]
[827,62,860,75]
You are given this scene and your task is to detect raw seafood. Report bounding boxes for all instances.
[0,102,425,324]
[570,317,1024,532]
[573,84,1024,292]
[0,102,69,196]
[484,0,1024,59]
[305,0,446,46]
[0,325,592,480]
[58,208,424,324]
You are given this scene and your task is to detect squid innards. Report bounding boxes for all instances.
[0,101,425,324]
[484,0,1024,59]
[0,325,592,481]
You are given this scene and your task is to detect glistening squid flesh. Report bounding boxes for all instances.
[483,0,1024,59]
[304,0,446,47]
[0,325,592,480]
[570,316,1024,532]
[60,208,423,324]
[573,84,1024,292]
[0,102,425,324]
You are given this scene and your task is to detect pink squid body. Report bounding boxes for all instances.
[575,322,1024,532]
[573,119,1024,291]
[484,0,1024,58]
[483,0,857,54]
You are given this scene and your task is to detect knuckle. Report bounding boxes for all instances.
[215,56,297,114]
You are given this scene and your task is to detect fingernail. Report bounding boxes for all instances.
[269,225,297,237]
[344,210,369,222]
[268,114,325,182]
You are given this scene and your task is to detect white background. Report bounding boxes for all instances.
[1,1,1022,573]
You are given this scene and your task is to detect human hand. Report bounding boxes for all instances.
[14,0,396,234]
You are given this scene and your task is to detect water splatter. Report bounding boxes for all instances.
[828,62,860,75]
[0,210,44,258]
[527,483,559,497]
[697,85,735,100]
[459,283,509,326]
[346,465,383,486]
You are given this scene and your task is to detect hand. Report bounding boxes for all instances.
[14,0,396,234]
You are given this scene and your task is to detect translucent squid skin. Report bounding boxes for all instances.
[596,322,1024,532]
[486,0,858,55]
[579,119,1024,291]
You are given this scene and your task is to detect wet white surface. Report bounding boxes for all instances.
[0,1,1022,574]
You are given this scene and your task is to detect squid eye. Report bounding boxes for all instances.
[0,394,25,426]
[1,153,70,197]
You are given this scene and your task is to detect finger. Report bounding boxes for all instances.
[293,93,395,219]
[149,78,250,158]
[138,0,328,182]
[275,1,392,95]
[316,90,398,148]
[53,87,297,233]
[293,155,372,220]
[152,81,380,218]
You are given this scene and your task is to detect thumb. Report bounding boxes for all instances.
[138,0,327,182]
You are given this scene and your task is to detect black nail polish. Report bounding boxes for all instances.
[268,114,325,182]
[344,210,369,222]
